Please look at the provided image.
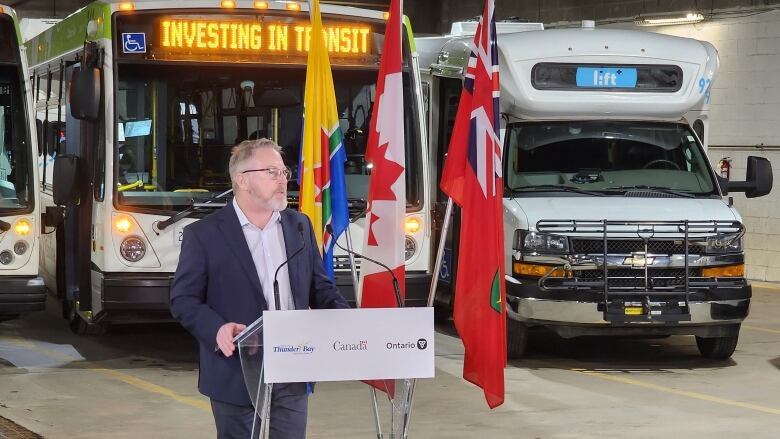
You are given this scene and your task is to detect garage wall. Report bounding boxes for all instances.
[640,10,780,281]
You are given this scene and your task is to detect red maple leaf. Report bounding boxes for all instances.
[367,141,404,202]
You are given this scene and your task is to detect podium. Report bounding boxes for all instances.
[236,307,435,438]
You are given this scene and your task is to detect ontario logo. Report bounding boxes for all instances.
[386,338,428,350]
[272,342,315,355]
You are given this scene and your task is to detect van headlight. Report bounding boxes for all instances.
[515,230,569,254]
[705,233,742,254]
[120,236,146,262]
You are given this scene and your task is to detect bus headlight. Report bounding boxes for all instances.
[14,219,31,236]
[405,236,417,261]
[14,241,28,256]
[120,236,146,262]
[0,250,13,265]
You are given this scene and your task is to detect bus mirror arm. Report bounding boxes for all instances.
[726,156,773,198]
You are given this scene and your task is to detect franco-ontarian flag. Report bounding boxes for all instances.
[299,0,349,278]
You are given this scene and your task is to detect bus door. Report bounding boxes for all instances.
[59,60,101,327]
[431,75,463,312]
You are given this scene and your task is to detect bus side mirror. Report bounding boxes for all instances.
[53,155,81,206]
[728,156,773,198]
[69,66,101,121]
[43,206,65,227]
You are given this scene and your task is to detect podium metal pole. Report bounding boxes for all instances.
[345,228,384,439]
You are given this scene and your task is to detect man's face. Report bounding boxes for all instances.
[236,148,288,211]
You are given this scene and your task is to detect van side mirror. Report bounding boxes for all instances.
[69,66,101,120]
[53,155,81,206]
[716,175,729,195]
[728,156,773,198]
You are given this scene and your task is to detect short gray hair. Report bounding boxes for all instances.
[228,138,283,184]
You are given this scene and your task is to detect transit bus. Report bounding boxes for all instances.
[420,22,772,360]
[26,0,430,334]
[0,4,45,322]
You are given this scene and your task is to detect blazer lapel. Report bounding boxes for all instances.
[280,210,305,309]
[216,206,267,310]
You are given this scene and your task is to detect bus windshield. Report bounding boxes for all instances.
[0,18,30,212]
[115,64,421,211]
[504,121,718,196]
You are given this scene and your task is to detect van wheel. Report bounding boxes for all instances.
[696,334,739,360]
[507,318,529,359]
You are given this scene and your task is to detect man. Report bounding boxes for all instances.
[170,138,349,439]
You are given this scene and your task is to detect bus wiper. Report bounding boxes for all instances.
[157,189,233,231]
[603,185,695,198]
[0,219,10,232]
[509,184,605,196]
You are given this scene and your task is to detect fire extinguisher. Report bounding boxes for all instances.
[717,157,732,180]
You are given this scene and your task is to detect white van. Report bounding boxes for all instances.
[419,23,773,360]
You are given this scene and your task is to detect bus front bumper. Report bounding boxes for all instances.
[0,276,47,315]
[505,277,750,338]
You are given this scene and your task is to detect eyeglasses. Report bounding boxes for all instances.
[241,167,292,181]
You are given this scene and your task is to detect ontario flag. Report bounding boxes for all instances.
[439,0,506,409]
[299,0,349,278]
[358,0,405,396]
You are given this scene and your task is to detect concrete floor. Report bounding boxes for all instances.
[1,285,780,438]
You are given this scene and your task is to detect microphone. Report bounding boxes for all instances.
[273,222,306,310]
[325,224,403,308]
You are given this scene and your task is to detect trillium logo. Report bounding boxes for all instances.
[417,338,428,350]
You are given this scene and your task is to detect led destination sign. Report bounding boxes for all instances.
[161,19,372,55]
[116,14,380,65]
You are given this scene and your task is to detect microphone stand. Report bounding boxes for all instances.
[273,222,305,310]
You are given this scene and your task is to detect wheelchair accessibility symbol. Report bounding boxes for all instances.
[122,33,146,53]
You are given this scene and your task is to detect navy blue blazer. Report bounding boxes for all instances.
[170,205,349,406]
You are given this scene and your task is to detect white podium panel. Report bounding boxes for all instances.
[263,307,435,384]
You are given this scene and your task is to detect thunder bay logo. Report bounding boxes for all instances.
[273,342,315,355]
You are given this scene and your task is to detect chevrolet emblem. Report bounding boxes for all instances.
[624,253,654,268]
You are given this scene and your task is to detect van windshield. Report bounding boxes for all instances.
[504,121,717,196]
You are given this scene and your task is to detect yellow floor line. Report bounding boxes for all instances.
[751,281,780,291]
[743,325,780,335]
[570,368,780,416]
[0,335,210,412]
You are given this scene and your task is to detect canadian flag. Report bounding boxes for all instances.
[358,0,405,397]
[359,0,405,310]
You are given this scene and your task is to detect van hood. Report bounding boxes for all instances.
[506,197,740,229]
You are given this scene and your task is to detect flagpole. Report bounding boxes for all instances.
[426,198,453,307]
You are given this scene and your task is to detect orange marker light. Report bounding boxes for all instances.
[286,2,301,11]
[405,217,421,234]
[383,12,390,20]
[118,2,135,11]
[14,219,31,236]
[221,0,236,8]
[114,216,133,233]
[254,1,269,9]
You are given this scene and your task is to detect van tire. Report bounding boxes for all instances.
[696,334,738,360]
[507,317,528,359]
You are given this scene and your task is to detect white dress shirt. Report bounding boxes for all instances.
[233,199,294,311]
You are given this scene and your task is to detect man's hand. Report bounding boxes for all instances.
[216,322,247,357]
